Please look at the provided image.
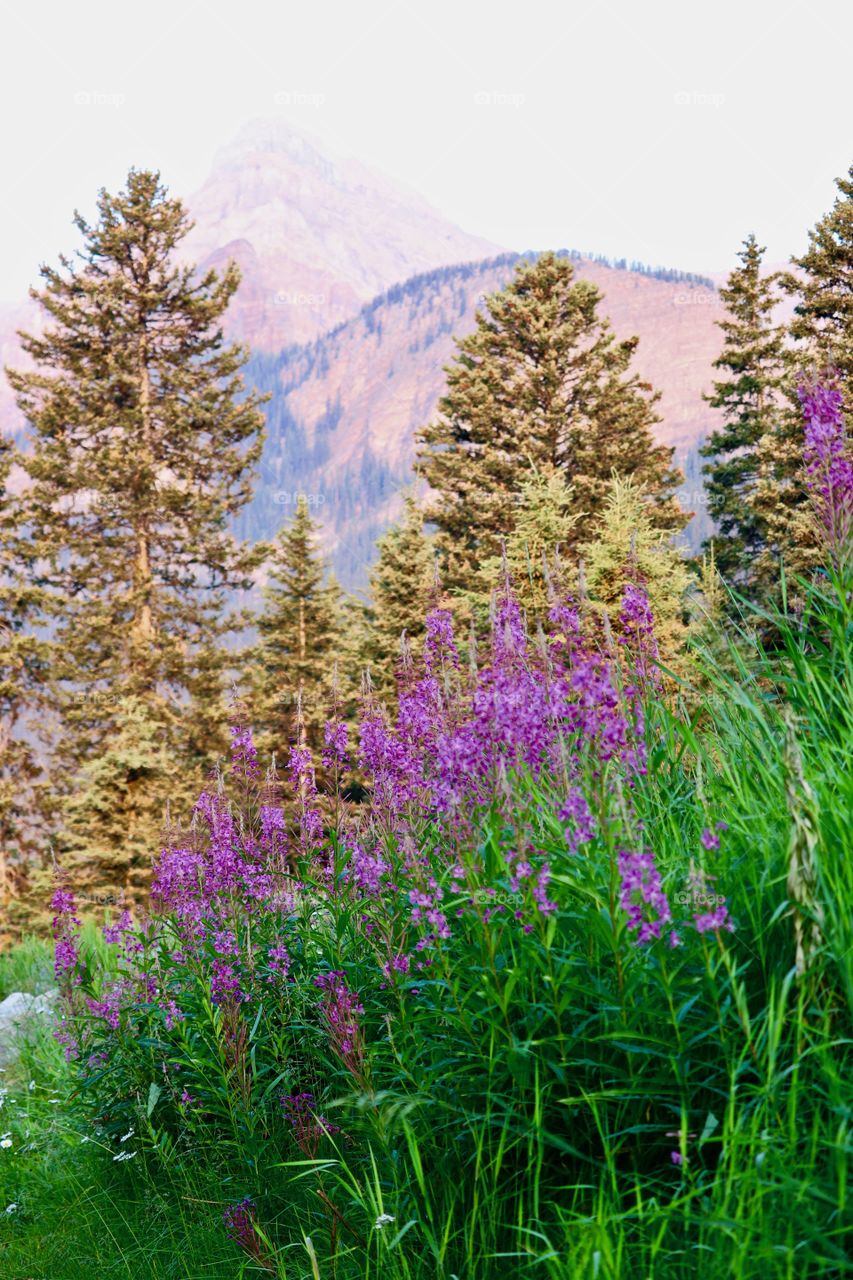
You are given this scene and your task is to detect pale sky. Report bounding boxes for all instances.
[0,0,850,301]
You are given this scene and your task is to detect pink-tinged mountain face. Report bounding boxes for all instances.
[180,118,503,351]
[257,255,726,500]
[236,254,732,581]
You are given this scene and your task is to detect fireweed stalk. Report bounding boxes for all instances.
[799,374,853,576]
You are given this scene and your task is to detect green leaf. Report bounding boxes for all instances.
[147,1081,163,1118]
[700,1111,720,1144]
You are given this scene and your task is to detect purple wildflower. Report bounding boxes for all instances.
[102,909,132,945]
[618,845,672,943]
[424,608,460,673]
[799,376,853,572]
[281,1092,340,1156]
[314,970,367,1082]
[618,577,660,693]
[51,884,81,987]
[266,944,290,983]
[230,723,261,784]
[345,841,390,897]
[322,717,349,775]
[694,904,735,936]
[211,958,245,1004]
[559,788,597,852]
[288,744,324,855]
[223,1197,274,1271]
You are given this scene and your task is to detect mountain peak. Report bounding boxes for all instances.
[183,117,502,350]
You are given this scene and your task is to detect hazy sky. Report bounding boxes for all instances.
[0,0,850,300]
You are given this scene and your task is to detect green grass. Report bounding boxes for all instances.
[1,580,851,1279]
[0,936,53,1001]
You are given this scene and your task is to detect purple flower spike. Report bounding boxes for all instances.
[799,376,853,572]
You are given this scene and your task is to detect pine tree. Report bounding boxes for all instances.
[367,496,435,695]
[786,164,853,382]
[60,695,175,906]
[6,169,266,901]
[477,465,580,623]
[744,168,853,594]
[699,235,786,588]
[416,252,686,596]
[247,498,342,758]
[0,434,47,930]
[580,474,691,672]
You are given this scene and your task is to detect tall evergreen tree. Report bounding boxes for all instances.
[367,495,435,695]
[748,166,853,592]
[247,498,342,758]
[0,433,47,926]
[416,252,686,595]
[699,235,786,588]
[580,474,690,672]
[786,164,853,382]
[6,169,266,902]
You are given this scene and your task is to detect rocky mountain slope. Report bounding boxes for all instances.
[239,251,726,583]
[180,118,502,351]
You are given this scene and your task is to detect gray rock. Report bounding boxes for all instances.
[0,990,58,1068]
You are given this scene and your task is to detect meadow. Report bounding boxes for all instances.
[0,387,851,1280]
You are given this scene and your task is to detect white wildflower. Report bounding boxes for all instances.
[0,1138,12,1149]
[374,1213,395,1229]
[113,1150,137,1162]
[4,1202,18,1214]
[120,1127,134,1143]
[28,1081,35,1092]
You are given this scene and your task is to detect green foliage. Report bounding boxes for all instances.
[367,495,435,695]
[60,695,175,905]
[581,472,691,668]
[14,563,849,1279]
[246,496,345,755]
[786,163,853,383]
[0,934,52,999]
[6,169,267,905]
[748,167,853,595]
[700,234,787,592]
[0,430,48,931]
[416,251,687,596]
[476,464,580,623]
